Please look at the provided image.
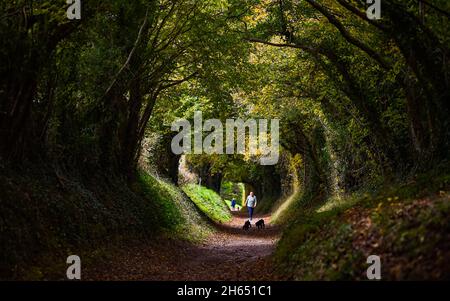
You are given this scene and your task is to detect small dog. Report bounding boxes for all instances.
[243,220,251,231]
[255,219,265,229]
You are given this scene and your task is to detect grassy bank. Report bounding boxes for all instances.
[273,173,450,280]
[182,184,232,223]
[135,172,213,241]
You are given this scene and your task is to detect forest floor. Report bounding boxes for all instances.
[82,189,450,281]
[84,211,281,280]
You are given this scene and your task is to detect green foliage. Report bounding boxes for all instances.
[240,0,450,196]
[220,181,245,209]
[182,184,232,223]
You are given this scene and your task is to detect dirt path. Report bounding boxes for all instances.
[85,212,281,280]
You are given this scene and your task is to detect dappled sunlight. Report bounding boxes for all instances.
[271,188,301,223]
[316,195,357,213]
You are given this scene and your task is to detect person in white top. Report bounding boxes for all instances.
[244,191,257,222]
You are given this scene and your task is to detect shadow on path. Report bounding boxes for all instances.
[84,211,282,280]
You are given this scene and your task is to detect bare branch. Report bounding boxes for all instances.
[102,7,150,99]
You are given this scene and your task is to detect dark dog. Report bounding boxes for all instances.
[255,219,265,229]
[243,220,251,230]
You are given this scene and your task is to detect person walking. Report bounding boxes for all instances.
[231,198,237,211]
[245,191,257,222]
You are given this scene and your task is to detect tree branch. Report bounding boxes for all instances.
[159,71,199,90]
[304,0,390,69]
[335,0,387,31]
[245,37,321,54]
[102,7,149,99]
[420,0,450,19]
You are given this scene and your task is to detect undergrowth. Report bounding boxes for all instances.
[0,163,211,280]
[273,171,450,280]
